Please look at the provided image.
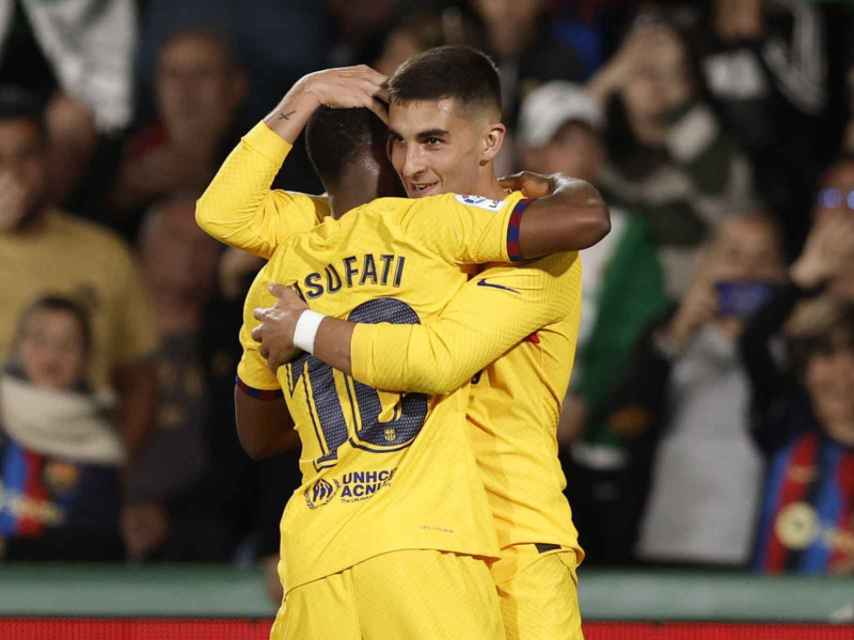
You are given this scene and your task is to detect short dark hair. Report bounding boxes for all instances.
[15,295,94,356]
[388,45,502,117]
[305,107,388,188]
[0,85,46,135]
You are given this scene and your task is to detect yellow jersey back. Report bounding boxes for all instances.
[239,191,527,593]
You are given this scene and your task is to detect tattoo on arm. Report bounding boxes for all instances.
[278,110,297,120]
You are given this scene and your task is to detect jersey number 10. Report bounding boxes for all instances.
[285,298,429,470]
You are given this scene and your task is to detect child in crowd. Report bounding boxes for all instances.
[0,296,124,561]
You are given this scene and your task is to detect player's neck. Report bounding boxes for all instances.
[469,172,509,201]
[327,191,367,220]
[327,178,377,219]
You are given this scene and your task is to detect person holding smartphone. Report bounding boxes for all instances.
[593,213,787,568]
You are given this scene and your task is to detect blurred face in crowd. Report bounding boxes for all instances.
[704,215,786,283]
[473,0,543,26]
[805,332,854,435]
[521,121,605,183]
[140,199,221,301]
[18,308,87,390]
[376,29,424,76]
[156,33,246,143]
[623,26,693,124]
[388,98,504,198]
[0,118,47,231]
[472,0,543,55]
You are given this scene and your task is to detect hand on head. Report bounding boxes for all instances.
[297,65,390,124]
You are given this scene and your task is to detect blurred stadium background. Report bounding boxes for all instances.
[1,0,854,637]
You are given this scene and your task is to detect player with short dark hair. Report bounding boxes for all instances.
[198,52,604,639]
[387,45,503,113]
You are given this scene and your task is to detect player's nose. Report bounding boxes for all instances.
[401,145,427,179]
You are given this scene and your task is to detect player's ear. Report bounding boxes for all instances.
[480,121,506,165]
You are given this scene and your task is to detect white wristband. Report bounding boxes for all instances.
[293,310,325,355]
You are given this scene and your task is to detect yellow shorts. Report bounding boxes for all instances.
[270,548,504,640]
[491,544,584,640]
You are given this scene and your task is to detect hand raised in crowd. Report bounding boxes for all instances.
[665,271,719,352]
[252,284,309,370]
[790,211,854,289]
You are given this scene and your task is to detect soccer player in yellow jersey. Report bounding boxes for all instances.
[198,50,608,640]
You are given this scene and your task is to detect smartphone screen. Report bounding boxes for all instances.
[715,281,776,317]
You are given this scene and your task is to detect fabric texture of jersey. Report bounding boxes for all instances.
[238,187,525,594]
[351,253,584,554]
[269,549,504,640]
[196,121,331,258]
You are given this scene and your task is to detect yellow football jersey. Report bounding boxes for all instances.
[351,256,584,554]
[238,190,528,594]
[199,121,583,567]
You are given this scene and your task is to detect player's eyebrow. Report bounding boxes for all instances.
[415,128,449,141]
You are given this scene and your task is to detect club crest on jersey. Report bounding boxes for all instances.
[455,194,503,211]
[304,477,339,509]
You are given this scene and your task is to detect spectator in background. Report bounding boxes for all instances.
[727,155,854,574]
[0,86,157,462]
[742,214,854,572]
[682,0,827,257]
[372,12,444,76]
[0,0,137,208]
[603,214,786,567]
[121,195,227,562]
[110,29,247,238]
[586,16,756,297]
[467,0,586,124]
[748,310,854,575]
[515,81,669,563]
[0,296,124,561]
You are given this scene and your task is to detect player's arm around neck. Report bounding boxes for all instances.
[505,171,611,258]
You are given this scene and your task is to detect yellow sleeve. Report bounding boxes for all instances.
[350,252,580,394]
[398,191,529,265]
[196,121,330,259]
[236,264,281,391]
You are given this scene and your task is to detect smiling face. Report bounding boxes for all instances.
[387,97,504,198]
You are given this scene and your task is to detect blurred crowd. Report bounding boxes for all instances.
[1,0,854,585]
